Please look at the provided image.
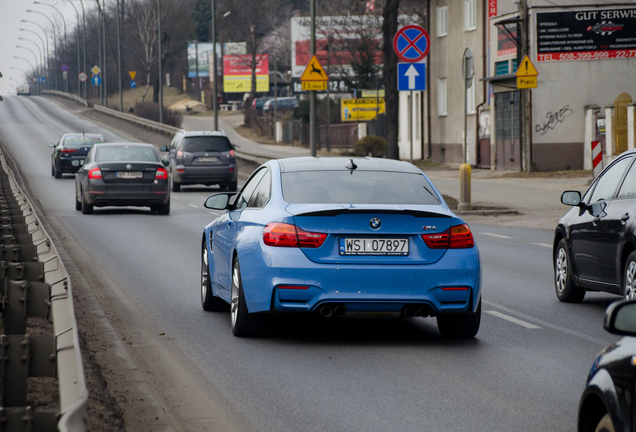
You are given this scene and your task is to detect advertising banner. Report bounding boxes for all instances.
[537,8,636,62]
[497,24,517,57]
[341,98,385,122]
[223,54,269,93]
[489,0,497,19]
[187,42,246,78]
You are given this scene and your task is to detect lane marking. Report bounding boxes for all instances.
[172,195,179,200]
[484,300,608,346]
[486,310,541,329]
[188,203,198,209]
[481,232,513,239]
[532,243,552,248]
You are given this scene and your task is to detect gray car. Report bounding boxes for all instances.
[160,129,238,192]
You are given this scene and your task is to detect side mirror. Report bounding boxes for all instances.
[49,143,56,148]
[604,300,636,336]
[162,160,169,167]
[159,145,168,152]
[204,193,236,210]
[561,191,581,206]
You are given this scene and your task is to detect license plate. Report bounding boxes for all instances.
[72,159,85,167]
[339,238,409,256]
[198,156,217,162]
[116,171,143,179]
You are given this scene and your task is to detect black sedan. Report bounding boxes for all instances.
[50,133,105,178]
[578,299,636,432]
[554,150,636,302]
[75,143,170,215]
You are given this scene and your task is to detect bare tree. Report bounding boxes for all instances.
[129,0,158,101]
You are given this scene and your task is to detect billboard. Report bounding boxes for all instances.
[537,8,636,61]
[187,42,246,78]
[341,97,385,122]
[223,55,269,93]
[291,15,384,78]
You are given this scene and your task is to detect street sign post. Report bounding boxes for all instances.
[393,24,430,163]
[129,71,137,80]
[78,72,88,82]
[61,64,69,72]
[91,65,101,75]
[300,55,328,90]
[397,63,426,91]
[459,47,475,210]
[515,55,539,89]
[130,79,137,110]
[91,76,102,86]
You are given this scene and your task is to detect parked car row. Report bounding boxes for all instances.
[252,96,299,116]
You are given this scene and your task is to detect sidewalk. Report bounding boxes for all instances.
[181,113,591,229]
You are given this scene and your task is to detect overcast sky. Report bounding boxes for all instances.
[0,0,87,95]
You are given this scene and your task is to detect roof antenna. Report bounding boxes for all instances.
[345,158,357,174]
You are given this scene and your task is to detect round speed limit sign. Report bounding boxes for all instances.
[79,72,88,82]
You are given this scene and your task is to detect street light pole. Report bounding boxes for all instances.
[211,0,218,130]
[16,48,39,93]
[309,0,316,157]
[26,11,58,90]
[157,0,163,124]
[519,0,532,172]
[18,37,44,89]
[21,21,50,90]
[65,0,82,97]
[75,0,87,100]
[33,1,68,92]
[116,0,123,112]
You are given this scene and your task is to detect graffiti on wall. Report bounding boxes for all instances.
[535,105,573,136]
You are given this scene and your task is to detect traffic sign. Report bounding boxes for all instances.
[398,63,426,91]
[517,76,537,89]
[91,65,101,75]
[61,64,69,72]
[129,71,137,80]
[36,77,46,83]
[302,81,327,91]
[130,80,137,89]
[300,55,328,82]
[393,25,430,63]
[91,76,102,86]
[515,55,539,77]
[78,72,88,82]
[63,71,68,80]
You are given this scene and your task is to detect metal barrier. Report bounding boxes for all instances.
[41,90,89,108]
[0,150,87,432]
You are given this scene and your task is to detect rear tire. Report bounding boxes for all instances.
[54,165,62,179]
[80,194,93,214]
[437,300,481,338]
[230,257,268,337]
[157,200,170,215]
[201,240,226,312]
[171,176,181,192]
[554,239,585,302]
[75,191,82,211]
[595,414,615,432]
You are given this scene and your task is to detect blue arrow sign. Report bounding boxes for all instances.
[36,77,46,83]
[91,76,102,86]
[398,63,426,91]
[130,80,137,89]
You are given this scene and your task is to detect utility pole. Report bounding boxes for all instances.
[309,0,316,157]
[519,0,532,172]
[102,0,108,106]
[158,0,163,124]
[211,0,218,131]
[117,0,123,112]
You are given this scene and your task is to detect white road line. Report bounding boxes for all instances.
[188,203,198,208]
[532,243,552,248]
[481,232,513,239]
[486,310,541,329]
[172,195,179,200]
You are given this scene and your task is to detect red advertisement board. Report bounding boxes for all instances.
[223,55,269,76]
[489,0,497,18]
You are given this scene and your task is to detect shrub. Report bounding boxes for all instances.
[354,135,387,157]
[134,102,182,128]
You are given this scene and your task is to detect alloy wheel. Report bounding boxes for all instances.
[231,261,240,327]
[555,248,567,293]
[201,246,209,302]
[626,261,636,300]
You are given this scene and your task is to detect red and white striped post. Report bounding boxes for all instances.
[592,140,603,178]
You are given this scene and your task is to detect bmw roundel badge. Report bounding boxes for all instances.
[126,164,132,169]
[370,218,381,229]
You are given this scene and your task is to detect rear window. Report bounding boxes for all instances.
[96,146,160,162]
[64,135,105,148]
[282,171,440,205]
[180,136,232,153]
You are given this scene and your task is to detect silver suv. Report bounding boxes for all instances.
[160,130,237,192]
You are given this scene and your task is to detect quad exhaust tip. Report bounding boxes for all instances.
[319,305,333,318]
[402,304,432,318]
[319,304,346,318]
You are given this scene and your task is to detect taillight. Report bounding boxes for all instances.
[422,224,474,249]
[88,167,102,179]
[263,223,326,248]
[230,149,235,157]
[155,167,168,179]
[60,148,78,154]
[177,150,183,157]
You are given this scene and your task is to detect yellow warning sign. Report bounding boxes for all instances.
[515,55,539,77]
[129,71,137,80]
[341,98,385,122]
[517,76,537,89]
[300,55,328,82]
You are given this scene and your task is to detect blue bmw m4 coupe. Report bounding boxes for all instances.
[201,157,482,338]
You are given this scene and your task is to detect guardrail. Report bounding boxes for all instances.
[0,149,87,432]
[41,90,89,108]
